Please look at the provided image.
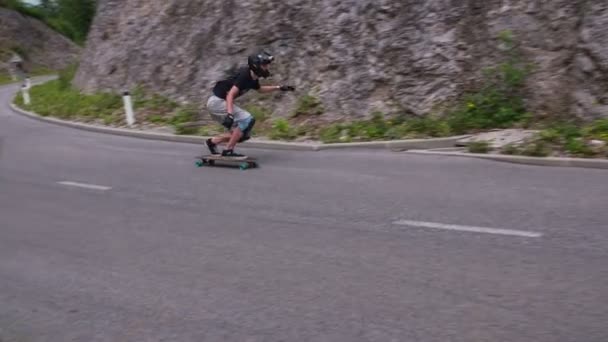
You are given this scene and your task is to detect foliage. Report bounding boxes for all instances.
[0,72,14,85]
[519,140,552,157]
[497,119,608,158]
[1,0,96,44]
[18,78,122,119]
[269,118,298,140]
[318,112,453,143]
[467,141,492,154]
[14,66,199,132]
[168,106,197,128]
[500,143,520,155]
[583,118,608,142]
[0,0,46,20]
[57,63,78,89]
[244,104,270,123]
[445,31,533,134]
[292,94,324,117]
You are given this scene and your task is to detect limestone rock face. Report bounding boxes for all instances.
[73,0,608,120]
[0,8,81,71]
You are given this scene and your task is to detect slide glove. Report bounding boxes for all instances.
[222,113,235,129]
[279,85,295,92]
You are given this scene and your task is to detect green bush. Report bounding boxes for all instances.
[383,124,412,140]
[1,0,96,45]
[174,126,198,135]
[583,119,608,142]
[401,117,452,138]
[57,63,78,90]
[509,119,608,158]
[292,94,323,117]
[20,78,122,120]
[318,112,454,143]
[0,72,14,85]
[148,94,179,111]
[445,31,532,134]
[0,0,46,21]
[500,143,520,155]
[520,140,552,157]
[131,86,179,112]
[319,124,345,143]
[538,128,562,144]
[269,118,297,140]
[467,141,492,154]
[168,106,197,127]
[244,105,270,123]
[446,83,529,134]
[565,138,596,158]
[148,115,168,124]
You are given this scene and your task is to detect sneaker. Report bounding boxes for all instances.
[221,149,246,158]
[206,138,219,155]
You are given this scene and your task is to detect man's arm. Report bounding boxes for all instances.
[258,85,295,93]
[226,86,240,114]
[258,85,281,93]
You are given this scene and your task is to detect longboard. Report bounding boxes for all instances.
[195,154,258,170]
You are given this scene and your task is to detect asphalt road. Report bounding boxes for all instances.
[1,82,607,342]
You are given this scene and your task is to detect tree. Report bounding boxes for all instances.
[1,0,96,44]
[56,0,96,43]
[39,0,58,15]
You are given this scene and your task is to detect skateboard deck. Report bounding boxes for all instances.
[195,154,258,170]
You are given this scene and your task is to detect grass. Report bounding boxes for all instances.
[444,31,533,134]
[317,113,454,143]
[16,78,123,119]
[0,72,15,85]
[0,45,57,85]
[268,118,297,140]
[14,65,200,132]
[0,67,57,85]
[291,94,324,117]
[467,141,492,154]
[519,140,552,157]
[497,119,608,158]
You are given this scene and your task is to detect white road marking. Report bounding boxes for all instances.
[57,181,112,191]
[393,220,542,238]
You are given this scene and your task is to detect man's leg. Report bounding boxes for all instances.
[225,128,243,150]
[223,115,255,153]
[210,132,232,145]
[205,96,234,154]
[221,103,255,155]
[220,128,245,157]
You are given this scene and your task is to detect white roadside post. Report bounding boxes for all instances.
[21,83,30,105]
[25,76,31,89]
[122,91,135,126]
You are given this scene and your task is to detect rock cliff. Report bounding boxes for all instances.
[73,0,608,121]
[0,7,81,72]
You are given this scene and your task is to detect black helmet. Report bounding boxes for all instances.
[248,50,274,78]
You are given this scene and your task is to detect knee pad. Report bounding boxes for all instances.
[239,117,256,142]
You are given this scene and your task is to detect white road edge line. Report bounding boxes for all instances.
[57,181,112,191]
[393,220,542,238]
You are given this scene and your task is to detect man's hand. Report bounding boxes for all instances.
[222,113,234,129]
[279,85,295,91]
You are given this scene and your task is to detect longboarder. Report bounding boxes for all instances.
[204,50,295,157]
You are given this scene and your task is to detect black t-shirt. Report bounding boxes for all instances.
[212,67,260,99]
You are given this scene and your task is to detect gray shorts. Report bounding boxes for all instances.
[206,95,253,131]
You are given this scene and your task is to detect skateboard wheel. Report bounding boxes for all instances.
[239,162,249,170]
[195,159,204,167]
